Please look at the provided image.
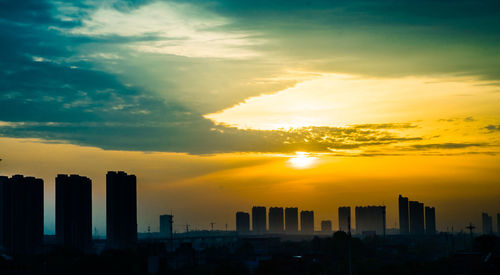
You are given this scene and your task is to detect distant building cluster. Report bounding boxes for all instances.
[235,207,320,234]
[398,195,436,235]
[0,171,137,254]
[236,205,387,236]
[236,194,484,237]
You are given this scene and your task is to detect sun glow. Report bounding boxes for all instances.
[288,152,317,169]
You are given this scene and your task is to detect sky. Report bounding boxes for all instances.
[0,0,499,235]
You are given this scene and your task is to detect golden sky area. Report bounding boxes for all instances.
[1,136,499,234]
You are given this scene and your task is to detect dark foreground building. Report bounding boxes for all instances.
[425,206,436,234]
[235,212,250,233]
[300,211,314,234]
[338,206,351,233]
[355,206,386,236]
[252,206,266,234]
[160,214,174,238]
[398,195,409,234]
[409,201,425,235]
[482,213,493,234]
[106,171,137,249]
[498,213,500,235]
[56,174,92,251]
[321,220,332,233]
[0,175,44,254]
[268,207,284,233]
[285,207,299,234]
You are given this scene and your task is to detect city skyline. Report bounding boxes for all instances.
[0,0,500,240]
[2,172,499,237]
[1,1,500,273]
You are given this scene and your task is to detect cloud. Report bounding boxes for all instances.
[177,0,500,81]
[0,10,425,155]
[407,143,486,150]
[350,123,418,129]
[438,116,477,123]
[485,125,500,132]
[1,0,499,156]
[69,1,262,58]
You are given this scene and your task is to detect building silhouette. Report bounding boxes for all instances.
[498,214,500,235]
[482,213,493,234]
[252,206,266,234]
[398,195,409,234]
[285,207,299,233]
[56,174,92,251]
[321,220,332,233]
[300,210,314,233]
[106,171,137,249]
[355,206,386,236]
[338,206,351,233]
[160,215,173,238]
[409,201,424,235]
[235,212,250,233]
[425,206,436,234]
[0,175,44,254]
[268,207,284,233]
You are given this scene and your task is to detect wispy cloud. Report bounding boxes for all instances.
[349,123,418,129]
[70,1,262,58]
[406,143,486,150]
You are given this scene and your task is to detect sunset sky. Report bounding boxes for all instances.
[1,0,499,235]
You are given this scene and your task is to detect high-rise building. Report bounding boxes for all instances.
[338,207,351,233]
[409,201,425,235]
[106,171,137,249]
[56,174,92,251]
[482,213,493,234]
[398,195,409,234]
[268,207,284,233]
[497,214,500,235]
[321,220,332,233]
[300,210,314,234]
[0,175,44,254]
[252,206,266,234]
[160,215,173,238]
[355,206,386,236]
[425,206,436,234]
[285,207,299,233]
[236,212,250,233]
[0,176,10,251]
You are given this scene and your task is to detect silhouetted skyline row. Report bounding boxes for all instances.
[1,173,500,255]
[236,205,387,236]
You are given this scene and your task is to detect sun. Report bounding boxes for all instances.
[287,152,317,169]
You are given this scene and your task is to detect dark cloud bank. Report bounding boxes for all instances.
[0,0,498,154]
